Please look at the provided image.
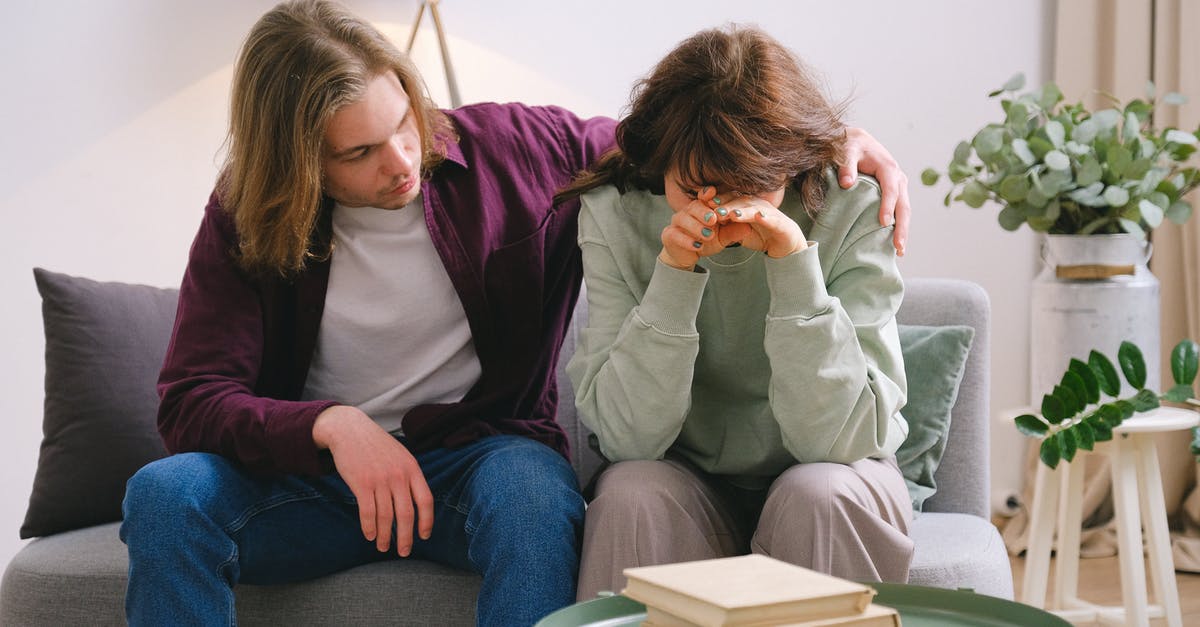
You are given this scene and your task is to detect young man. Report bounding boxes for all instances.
[118,1,912,625]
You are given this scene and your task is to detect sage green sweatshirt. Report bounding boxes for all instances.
[567,171,908,487]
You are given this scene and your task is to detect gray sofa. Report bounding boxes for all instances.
[1,274,1011,626]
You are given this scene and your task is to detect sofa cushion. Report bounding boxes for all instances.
[895,324,974,512]
[20,269,176,538]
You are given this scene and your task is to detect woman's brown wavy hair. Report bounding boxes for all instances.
[221,0,453,277]
[556,25,845,213]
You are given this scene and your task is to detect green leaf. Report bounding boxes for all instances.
[1103,185,1130,207]
[1070,358,1101,403]
[1118,218,1146,237]
[1123,111,1142,142]
[1045,121,1066,148]
[1115,399,1137,418]
[920,168,939,186]
[1096,403,1123,427]
[1139,199,1165,228]
[1109,145,1133,177]
[1072,119,1099,144]
[1002,73,1026,92]
[1090,350,1121,396]
[1015,413,1050,436]
[1171,200,1200,224]
[1039,83,1064,110]
[953,141,972,164]
[962,181,989,208]
[1076,156,1103,187]
[998,205,1026,231]
[1166,129,1198,145]
[1059,429,1079,462]
[1163,92,1187,106]
[1045,150,1071,171]
[1086,412,1114,442]
[974,127,1005,158]
[1093,109,1122,134]
[1118,341,1147,389]
[1162,384,1195,403]
[1074,421,1096,451]
[1040,435,1062,469]
[1029,136,1054,159]
[1080,217,1112,235]
[1132,388,1161,411]
[1171,339,1200,385]
[948,162,976,183]
[1061,370,1089,411]
[999,175,1030,202]
[1012,139,1036,165]
[1042,393,1067,424]
[1054,384,1082,416]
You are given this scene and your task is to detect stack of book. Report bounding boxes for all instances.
[621,554,900,626]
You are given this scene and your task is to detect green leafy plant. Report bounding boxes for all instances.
[1015,339,1200,468]
[922,73,1200,237]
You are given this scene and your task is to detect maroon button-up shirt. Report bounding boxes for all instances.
[157,103,616,476]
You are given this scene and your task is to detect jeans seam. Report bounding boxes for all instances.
[222,490,326,536]
[218,543,239,627]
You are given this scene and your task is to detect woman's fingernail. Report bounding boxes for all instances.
[692,241,702,249]
[704,211,715,222]
[701,227,713,237]
[734,209,743,218]
[717,208,728,217]
[713,197,722,205]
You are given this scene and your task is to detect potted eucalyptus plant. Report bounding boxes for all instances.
[923,73,1200,428]
[921,73,1199,236]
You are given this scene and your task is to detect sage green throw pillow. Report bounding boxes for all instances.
[896,324,975,512]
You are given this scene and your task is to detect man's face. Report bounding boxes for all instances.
[322,72,423,210]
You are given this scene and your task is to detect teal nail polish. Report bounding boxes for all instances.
[713,197,722,205]
[734,209,743,217]
[717,208,728,217]
[702,227,713,237]
[704,211,715,222]
[692,241,702,249]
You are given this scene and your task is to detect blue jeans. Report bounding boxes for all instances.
[120,435,584,626]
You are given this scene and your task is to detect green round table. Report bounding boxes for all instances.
[536,582,1072,626]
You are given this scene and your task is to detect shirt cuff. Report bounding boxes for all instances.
[764,242,833,317]
[636,258,708,335]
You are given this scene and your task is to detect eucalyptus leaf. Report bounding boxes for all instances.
[1012,139,1036,165]
[1139,199,1164,228]
[1039,83,1064,110]
[1014,414,1050,436]
[1093,109,1122,134]
[1001,73,1026,92]
[1171,339,1200,385]
[1045,150,1071,171]
[999,175,1030,202]
[1167,200,1194,224]
[1166,129,1198,145]
[953,141,972,164]
[1109,145,1133,177]
[997,205,1026,231]
[962,181,989,208]
[1118,341,1148,389]
[1103,185,1130,207]
[1072,119,1099,144]
[920,168,939,186]
[1045,121,1066,148]
[1118,218,1146,237]
[1163,92,1187,106]
[1065,141,1092,156]
[1090,350,1120,396]
[1076,156,1103,187]
[973,127,1005,158]
[1123,111,1142,143]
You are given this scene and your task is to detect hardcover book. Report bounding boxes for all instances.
[622,554,878,626]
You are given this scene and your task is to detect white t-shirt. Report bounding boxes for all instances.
[301,196,482,435]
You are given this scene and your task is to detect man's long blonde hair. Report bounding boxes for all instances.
[221,0,452,277]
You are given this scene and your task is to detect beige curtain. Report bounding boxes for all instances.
[1000,0,1200,573]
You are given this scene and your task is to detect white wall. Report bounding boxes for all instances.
[0,0,1052,571]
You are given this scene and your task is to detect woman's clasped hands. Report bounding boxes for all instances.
[658,184,807,271]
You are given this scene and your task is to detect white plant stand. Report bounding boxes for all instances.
[1021,406,1198,626]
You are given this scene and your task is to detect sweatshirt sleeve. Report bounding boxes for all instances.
[566,203,708,462]
[156,194,337,476]
[762,183,907,464]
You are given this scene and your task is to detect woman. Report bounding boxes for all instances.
[559,25,913,600]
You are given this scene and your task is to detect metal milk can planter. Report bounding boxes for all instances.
[1029,234,1160,405]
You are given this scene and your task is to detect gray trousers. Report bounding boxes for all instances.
[576,456,914,601]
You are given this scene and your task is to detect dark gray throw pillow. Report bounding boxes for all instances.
[21,268,178,538]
